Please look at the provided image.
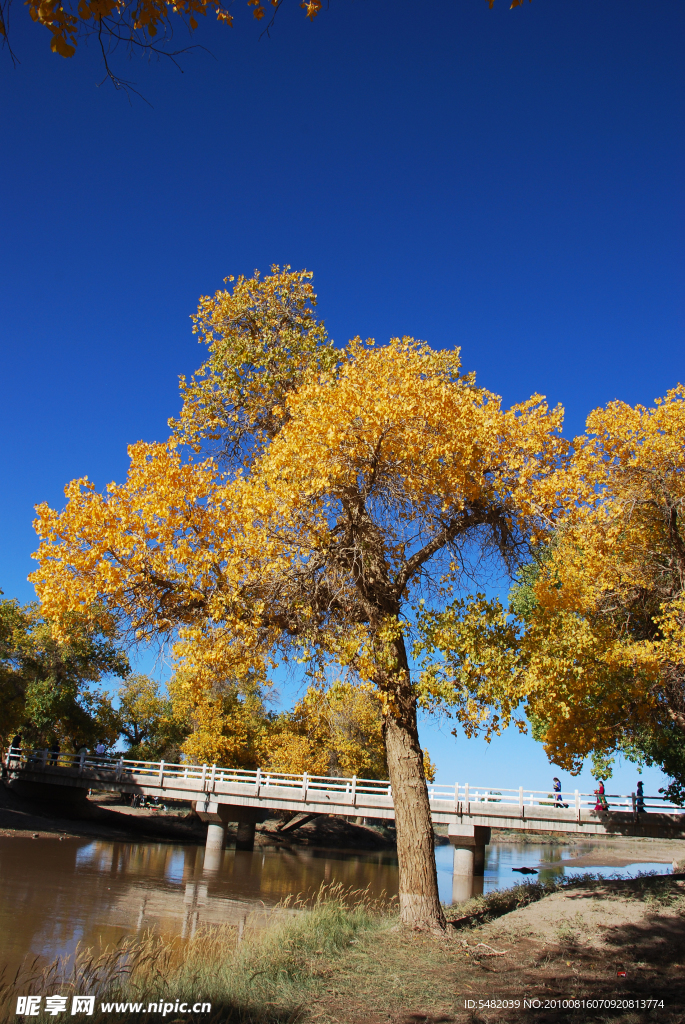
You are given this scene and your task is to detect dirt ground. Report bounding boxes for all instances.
[306,875,685,1024]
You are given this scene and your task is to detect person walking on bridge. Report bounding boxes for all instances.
[553,777,569,809]
[594,780,608,811]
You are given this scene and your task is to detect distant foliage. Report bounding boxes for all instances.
[117,673,188,762]
[264,680,388,779]
[0,595,127,754]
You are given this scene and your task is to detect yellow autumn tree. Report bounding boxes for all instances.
[519,385,685,771]
[169,665,270,768]
[264,680,388,779]
[417,385,685,783]
[32,267,567,932]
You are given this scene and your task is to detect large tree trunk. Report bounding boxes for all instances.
[382,640,447,933]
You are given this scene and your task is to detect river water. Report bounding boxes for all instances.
[0,836,675,976]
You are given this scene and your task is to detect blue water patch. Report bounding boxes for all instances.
[435,840,674,904]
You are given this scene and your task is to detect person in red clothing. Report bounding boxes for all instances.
[594,780,608,811]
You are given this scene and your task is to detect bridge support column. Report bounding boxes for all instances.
[194,801,267,857]
[236,821,256,851]
[206,822,226,852]
[448,824,490,902]
[204,822,227,872]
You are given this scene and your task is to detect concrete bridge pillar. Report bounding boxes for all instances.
[448,824,490,902]
[203,822,227,873]
[236,821,256,851]
[205,822,227,852]
[194,801,267,858]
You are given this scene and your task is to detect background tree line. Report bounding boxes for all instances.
[0,594,396,777]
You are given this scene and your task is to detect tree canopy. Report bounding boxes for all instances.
[32,266,567,931]
[417,386,685,792]
[265,680,390,779]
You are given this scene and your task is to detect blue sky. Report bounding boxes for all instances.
[2,0,683,795]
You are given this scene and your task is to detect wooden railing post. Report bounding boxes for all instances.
[302,772,308,802]
[351,775,357,806]
[255,768,261,798]
[519,786,524,815]
[159,760,165,783]
[464,783,470,815]
[575,789,580,822]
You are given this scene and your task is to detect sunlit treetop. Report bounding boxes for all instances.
[170,265,339,469]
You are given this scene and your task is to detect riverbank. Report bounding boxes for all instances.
[309,872,685,1023]
[4,874,683,1024]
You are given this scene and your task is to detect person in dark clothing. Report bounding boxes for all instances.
[636,780,645,813]
[553,777,569,809]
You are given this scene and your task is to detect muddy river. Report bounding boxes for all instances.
[0,835,676,976]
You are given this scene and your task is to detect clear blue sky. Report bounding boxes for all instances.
[1,0,683,795]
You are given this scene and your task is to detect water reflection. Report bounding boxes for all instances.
[0,838,397,976]
[0,836,674,977]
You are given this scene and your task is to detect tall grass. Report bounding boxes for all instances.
[0,884,396,1024]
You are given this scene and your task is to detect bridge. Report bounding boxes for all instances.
[5,749,685,883]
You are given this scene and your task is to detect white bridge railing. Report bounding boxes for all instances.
[5,748,685,815]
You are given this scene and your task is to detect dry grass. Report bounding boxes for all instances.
[0,884,396,1024]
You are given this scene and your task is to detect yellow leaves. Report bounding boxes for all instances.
[264,680,387,779]
[24,0,529,63]
[50,31,76,56]
[501,384,685,770]
[300,0,321,19]
[172,266,337,466]
[415,595,527,740]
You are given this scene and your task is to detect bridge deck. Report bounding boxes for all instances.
[6,751,685,840]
